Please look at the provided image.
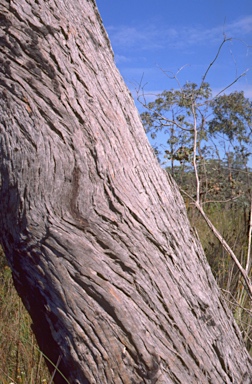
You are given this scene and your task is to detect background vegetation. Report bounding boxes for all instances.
[174,163,252,355]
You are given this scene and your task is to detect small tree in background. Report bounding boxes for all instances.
[141,86,252,200]
[141,81,211,178]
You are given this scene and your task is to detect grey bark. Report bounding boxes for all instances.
[0,0,251,383]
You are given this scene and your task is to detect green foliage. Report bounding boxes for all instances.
[209,91,252,143]
[141,81,211,134]
[141,84,252,171]
[0,247,51,384]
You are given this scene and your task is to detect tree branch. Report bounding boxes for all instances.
[191,103,200,204]
[180,187,252,299]
[245,197,252,274]
[201,37,232,86]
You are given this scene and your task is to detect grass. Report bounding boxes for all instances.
[187,203,252,355]
[0,248,51,384]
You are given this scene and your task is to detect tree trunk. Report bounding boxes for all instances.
[0,1,251,383]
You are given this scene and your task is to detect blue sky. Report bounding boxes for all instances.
[96,0,252,108]
[96,1,252,166]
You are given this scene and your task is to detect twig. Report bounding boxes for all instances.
[214,70,249,98]
[49,355,62,384]
[180,187,252,299]
[201,37,232,85]
[201,194,242,205]
[191,103,200,204]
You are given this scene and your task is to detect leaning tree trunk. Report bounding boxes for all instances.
[0,1,251,383]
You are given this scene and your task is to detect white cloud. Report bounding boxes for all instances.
[106,16,252,52]
[107,25,163,50]
[114,54,131,64]
[226,16,252,35]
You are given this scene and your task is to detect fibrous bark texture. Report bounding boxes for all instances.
[0,0,251,383]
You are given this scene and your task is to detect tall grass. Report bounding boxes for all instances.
[0,247,51,384]
[187,203,252,355]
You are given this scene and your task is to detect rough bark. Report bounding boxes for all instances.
[0,0,251,383]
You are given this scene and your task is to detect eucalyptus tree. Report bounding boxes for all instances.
[0,0,252,383]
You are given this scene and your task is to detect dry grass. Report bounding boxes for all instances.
[0,248,51,384]
[187,204,252,355]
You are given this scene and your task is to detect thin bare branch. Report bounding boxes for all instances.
[195,201,252,299]
[201,37,232,85]
[245,198,252,274]
[191,103,200,204]
[214,69,249,98]
[148,113,193,132]
[156,64,190,90]
[201,194,243,205]
[180,187,252,299]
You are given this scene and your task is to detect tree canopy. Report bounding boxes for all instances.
[141,84,252,173]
